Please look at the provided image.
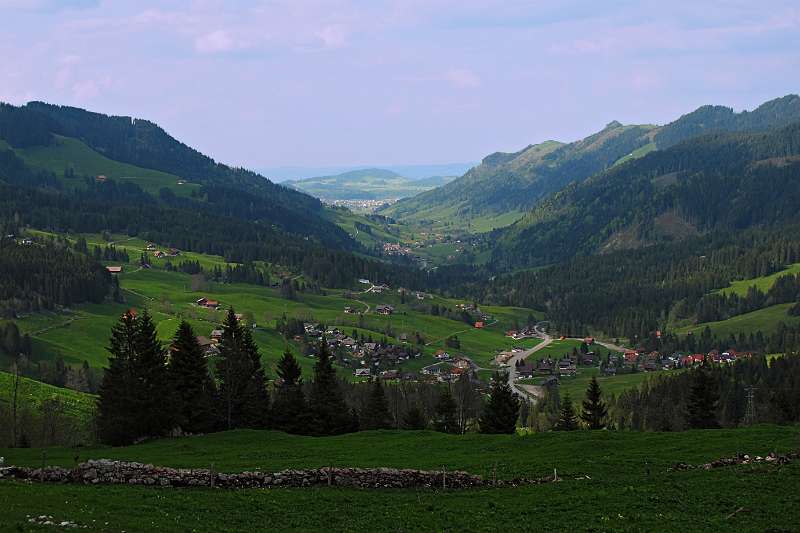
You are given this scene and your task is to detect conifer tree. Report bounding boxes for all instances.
[216,308,254,430]
[433,387,458,433]
[97,310,138,445]
[168,321,216,434]
[240,327,270,428]
[361,378,392,430]
[580,376,608,430]
[402,404,428,430]
[554,393,579,431]
[685,360,720,429]
[131,309,174,438]
[479,372,520,434]
[308,339,351,435]
[271,349,309,434]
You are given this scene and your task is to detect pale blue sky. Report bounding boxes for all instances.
[1,0,798,171]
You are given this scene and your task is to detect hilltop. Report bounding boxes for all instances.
[285,168,455,201]
[383,95,800,231]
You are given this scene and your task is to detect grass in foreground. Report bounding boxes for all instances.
[2,426,799,532]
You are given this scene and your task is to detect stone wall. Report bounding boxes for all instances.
[0,459,506,489]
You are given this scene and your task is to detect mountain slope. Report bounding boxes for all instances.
[285,168,453,200]
[0,102,353,248]
[384,95,800,231]
[491,120,800,269]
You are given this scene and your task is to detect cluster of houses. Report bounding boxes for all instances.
[382,242,414,257]
[422,352,475,382]
[145,243,180,259]
[515,356,579,378]
[611,348,752,374]
[301,323,421,377]
[505,326,538,340]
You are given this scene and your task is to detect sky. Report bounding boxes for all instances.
[1,0,799,172]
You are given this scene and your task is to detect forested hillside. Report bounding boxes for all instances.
[493,121,800,268]
[384,95,800,228]
[0,102,352,249]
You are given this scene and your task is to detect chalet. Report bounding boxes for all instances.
[557,358,577,376]
[106,266,123,274]
[380,369,399,380]
[434,350,451,361]
[376,304,395,315]
[146,243,157,251]
[364,342,378,352]
[452,358,471,370]
[398,333,408,342]
[95,175,108,183]
[341,337,356,348]
[196,298,220,309]
[517,360,537,378]
[474,321,485,329]
[505,330,518,338]
[624,350,639,363]
[354,368,371,377]
[210,329,224,342]
[643,361,659,372]
[580,351,596,366]
[537,358,555,374]
[343,306,355,314]
[358,279,370,284]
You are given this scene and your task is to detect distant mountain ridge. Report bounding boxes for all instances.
[383,95,800,229]
[285,168,455,200]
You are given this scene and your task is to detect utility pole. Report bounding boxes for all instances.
[744,386,757,426]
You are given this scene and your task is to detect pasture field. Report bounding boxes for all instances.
[677,303,800,338]
[9,135,201,197]
[0,370,96,420]
[2,426,799,531]
[716,262,800,296]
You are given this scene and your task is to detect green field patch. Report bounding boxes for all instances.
[677,303,800,338]
[0,371,96,420]
[716,262,800,296]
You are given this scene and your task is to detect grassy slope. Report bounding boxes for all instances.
[8,135,201,197]
[2,426,799,531]
[0,371,96,419]
[678,303,800,338]
[717,262,800,296]
[5,234,541,378]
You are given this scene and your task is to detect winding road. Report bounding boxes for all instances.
[503,324,626,402]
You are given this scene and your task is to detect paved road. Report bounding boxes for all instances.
[503,325,627,401]
[504,324,553,400]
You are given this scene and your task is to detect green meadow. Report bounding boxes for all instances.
[0,370,96,420]
[716,262,800,296]
[9,135,201,197]
[2,425,799,531]
[677,303,800,338]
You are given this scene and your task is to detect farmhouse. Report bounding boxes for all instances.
[106,266,123,274]
[354,368,371,377]
[376,304,395,315]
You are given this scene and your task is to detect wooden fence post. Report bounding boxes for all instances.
[210,462,215,489]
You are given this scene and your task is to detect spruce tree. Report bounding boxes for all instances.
[402,404,427,430]
[271,349,309,434]
[479,372,520,434]
[554,393,579,431]
[361,378,392,430]
[97,310,138,445]
[168,321,216,434]
[240,327,270,428]
[131,309,174,438]
[433,387,458,433]
[685,360,721,429]
[308,339,351,435]
[580,376,608,430]
[216,308,252,430]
